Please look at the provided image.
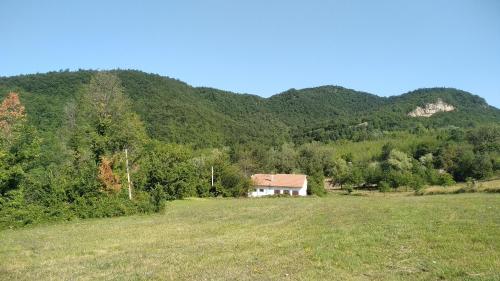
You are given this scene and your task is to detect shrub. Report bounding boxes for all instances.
[378,181,391,192]
[217,165,252,197]
[344,185,354,194]
[308,173,326,196]
[439,172,455,186]
[150,184,166,212]
[471,153,493,179]
[0,189,74,229]
[385,170,413,188]
[409,174,425,191]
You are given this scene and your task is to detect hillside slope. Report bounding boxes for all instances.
[0,70,498,146]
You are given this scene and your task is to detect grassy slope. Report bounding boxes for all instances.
[325,132,440,162]
[0,194,498,281]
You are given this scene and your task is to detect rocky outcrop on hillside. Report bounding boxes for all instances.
[408,99,455,117]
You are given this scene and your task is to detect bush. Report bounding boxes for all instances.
[0,189,74,229]
[378,181,391,193]
[308,173,326,196]
[409,174,425,191]
[344,185,354,194]
[68,189,156,220]
[150,184,166,212]
[439,172,455,186]
[385,170,413,188]
[217,165,252,197]
[471,153,493,179]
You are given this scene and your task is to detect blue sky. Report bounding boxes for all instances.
[1,0,499,107]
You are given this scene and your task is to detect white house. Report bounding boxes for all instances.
[249,174,307,197]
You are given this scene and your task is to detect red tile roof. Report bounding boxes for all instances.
[251,174,306,189]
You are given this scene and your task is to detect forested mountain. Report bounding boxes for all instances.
[0,70,499,228]
[0,70,498,147]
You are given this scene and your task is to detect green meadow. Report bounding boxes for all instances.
[1,193,498,281]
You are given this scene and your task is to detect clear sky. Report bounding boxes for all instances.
[1,0,499,107]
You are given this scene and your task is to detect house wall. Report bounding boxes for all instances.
[301,178,308,196]
[249,181,307,197]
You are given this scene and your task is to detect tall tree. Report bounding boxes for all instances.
[0,92,26,142]
[67,72,147,194]
[0,93,41,195]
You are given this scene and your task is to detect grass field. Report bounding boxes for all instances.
[0,193,499,281]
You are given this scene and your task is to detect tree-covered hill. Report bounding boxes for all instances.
[0,69,499,228]
[382,88,500,126]
[288,87,500,143]
[267,86,385,129]
[0,70,289,147]
[0,69,498,147]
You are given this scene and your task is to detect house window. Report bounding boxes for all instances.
[283,190,290,195]
[259,189,264,192]
[254,189,258,192]
[274,190,280,195]
[292,190,299,196]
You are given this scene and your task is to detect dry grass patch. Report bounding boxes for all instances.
[419,179,500,195]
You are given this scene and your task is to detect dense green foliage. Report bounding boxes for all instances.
[2,70,498,147]
[0,69,498,228]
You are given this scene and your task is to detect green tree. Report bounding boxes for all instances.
[135,141,198,200]
[72,72,147,160]
[467,126,500,153]
[307,173,326,196]
[471,153,493,179]
[387,149,413,171]
[0,93,41,196]
[331,157,350,188]
[67,72,148,195]
[275,143,298,173]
